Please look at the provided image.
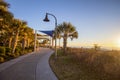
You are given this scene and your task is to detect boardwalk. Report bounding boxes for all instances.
[0,48,58,80]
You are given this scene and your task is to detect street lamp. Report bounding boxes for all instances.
[34,30,37,52]
[43,13,57,59]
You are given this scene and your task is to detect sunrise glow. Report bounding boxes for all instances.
[117,38,120,48]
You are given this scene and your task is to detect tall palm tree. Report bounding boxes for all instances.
[0,0,9,9]
[54,30,62,48]
[0,0,13,47]
[69,31,78,40]
[0,0,34,53]
[5,23,14,48]
[11,19,27,53]
[0,0,13,23]
[51,30,61,48]
[58,34,61,48]
[19,26,34,50]
[20,27,27,50]
[25,27,34,47]
[56,22,78,54]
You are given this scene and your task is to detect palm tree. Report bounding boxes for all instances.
[0,0,34,53]
[69,31,78,40]
[0,0,10,9]
[20,28,27,50]
[56,22,78,54]
[58,34,62,48]
[19,26,34,50]
[0,0,13,47]
[11,19,27,53]
[54,30,62,48]
[0,0,13,24]
[5,23,14,48]
[24,27,34,47]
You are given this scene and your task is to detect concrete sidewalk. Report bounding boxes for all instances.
[0,48,58,80]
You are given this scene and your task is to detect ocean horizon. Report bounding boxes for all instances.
[68,46,120,51]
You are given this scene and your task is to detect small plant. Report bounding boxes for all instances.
[93,44,101,51]
[5,47,12,53]
[15,47,21,53]
[29,46,34,51]
[0,46,5,54]
[0,57,4,63]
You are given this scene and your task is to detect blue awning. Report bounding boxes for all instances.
[38,30,54,37]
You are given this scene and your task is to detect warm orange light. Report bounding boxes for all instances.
[117,38,120,48]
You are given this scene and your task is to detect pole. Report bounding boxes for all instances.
[34,30,37,52]
[46,13,57,59]
[43,13,57,59]
[55,21,57,59]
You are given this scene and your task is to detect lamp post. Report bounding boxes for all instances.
[43,13,57,59]
[34,30,37,52]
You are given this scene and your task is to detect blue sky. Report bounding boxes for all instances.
[5,0,120,49]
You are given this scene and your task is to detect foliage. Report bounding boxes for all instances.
[50,48,120,80]
[0,0,34,63]
[0,56,4,63]
[5,47,12,53]
[56,22,78,54]
[0,46,5,54]
[15,47,21,53]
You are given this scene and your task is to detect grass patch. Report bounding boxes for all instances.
[49,48,120,80]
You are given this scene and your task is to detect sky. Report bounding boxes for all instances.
[5,0,120,49]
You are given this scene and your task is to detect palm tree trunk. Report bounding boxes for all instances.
[63,34,67,54]
[23,37,27,49]
[22,38,24,53]
[12,31,19,53]
[22,36,27,53]
[59,38,60,48]
[9,37,12,48]
[22,37,27,53]
[27,39,29,47]
[52,38,54,48]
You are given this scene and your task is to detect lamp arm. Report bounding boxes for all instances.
[46,13,57,26]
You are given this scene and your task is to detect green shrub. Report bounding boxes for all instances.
[0,57,4,63]
[15,47,21,53]
[4,53,13,60]
[24,47,29,52]
[0,46,5,54]
[14,52,20,57]
[7,53,15,59]
[9,53,20,58]
[5,47,12,53]
[29,46,34,51]
[24,47,33,53]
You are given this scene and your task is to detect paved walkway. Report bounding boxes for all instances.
[0,48,58,80]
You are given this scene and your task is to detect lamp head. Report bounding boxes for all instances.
[43,13,50,22]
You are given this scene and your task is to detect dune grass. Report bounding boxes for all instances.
[49,48,120,80]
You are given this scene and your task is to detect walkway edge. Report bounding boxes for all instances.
[0,52,34,72]
[36,49,58,80]
[49,53,60,80]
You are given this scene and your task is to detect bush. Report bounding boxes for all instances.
[29,46,34,51]
[15,47,21,53]
[14,53,20,57]
[5,47,12,53]
[0,46,5,54]
[9,52,20,58]
[0,57,4,63]
[25,47,29,52]
[67,48,120,80]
